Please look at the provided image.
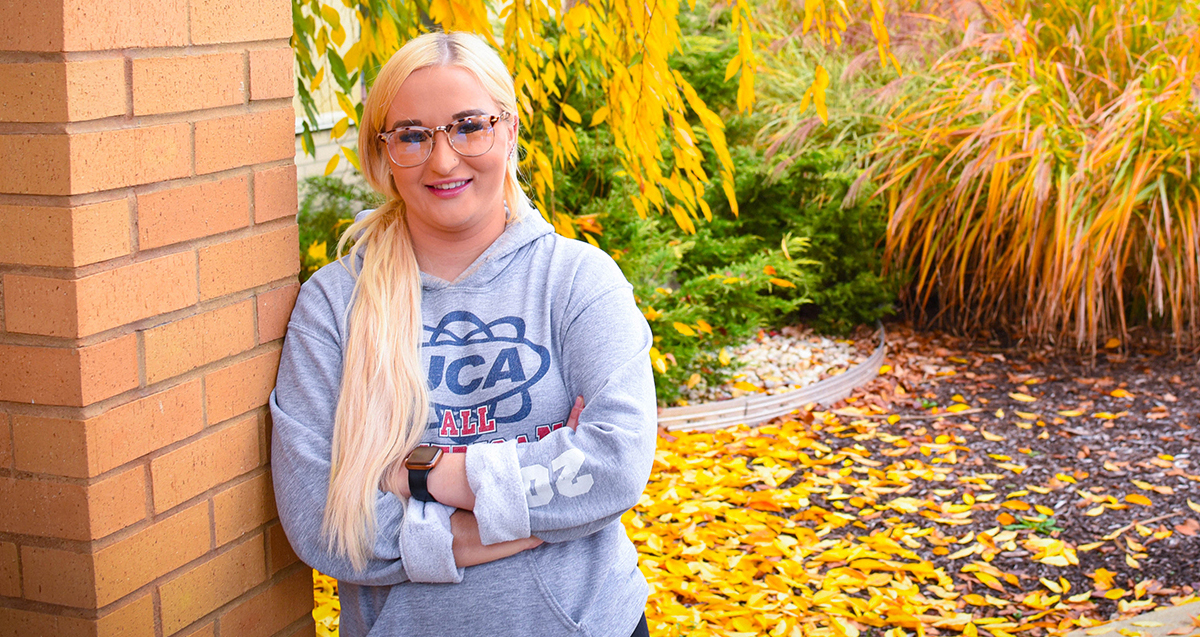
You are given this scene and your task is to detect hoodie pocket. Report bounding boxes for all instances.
[523,550,584,634]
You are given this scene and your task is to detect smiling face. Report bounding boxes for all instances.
[384,66,517,244]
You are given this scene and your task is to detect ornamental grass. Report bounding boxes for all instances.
[862,0,1200,349]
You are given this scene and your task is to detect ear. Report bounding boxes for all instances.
[508,113,519,153]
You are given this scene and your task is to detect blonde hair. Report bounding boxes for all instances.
[324,31,526,572]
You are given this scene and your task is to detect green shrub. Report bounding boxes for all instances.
[297,176,382,281]
[551,122,897,403]
[585,178,818,405]
[702,145,896,334]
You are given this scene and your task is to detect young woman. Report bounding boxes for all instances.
[269,31,657,637]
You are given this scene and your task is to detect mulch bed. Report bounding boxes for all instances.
[817,323,1200,622]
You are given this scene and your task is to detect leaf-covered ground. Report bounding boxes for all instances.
[313,325,1200,637]
[632,325,1199,636]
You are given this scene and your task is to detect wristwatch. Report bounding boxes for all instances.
[404,445,443,503]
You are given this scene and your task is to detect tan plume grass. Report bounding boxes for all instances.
[865,0,1200,349]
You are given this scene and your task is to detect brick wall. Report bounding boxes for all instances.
[0,1,312,636]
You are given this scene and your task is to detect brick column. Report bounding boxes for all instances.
[0,1,312,636]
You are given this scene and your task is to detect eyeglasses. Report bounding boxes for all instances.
[378,112,512,167]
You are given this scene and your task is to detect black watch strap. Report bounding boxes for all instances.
[408,467,435,502]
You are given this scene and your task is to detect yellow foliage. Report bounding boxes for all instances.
[293,0,893,236]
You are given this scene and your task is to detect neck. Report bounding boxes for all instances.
[407,208,507,282]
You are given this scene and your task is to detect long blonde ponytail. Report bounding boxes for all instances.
[323,31,527,572]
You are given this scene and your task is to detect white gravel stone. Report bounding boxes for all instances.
[681,325,864,403]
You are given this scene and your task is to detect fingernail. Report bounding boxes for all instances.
[574,396,583,407]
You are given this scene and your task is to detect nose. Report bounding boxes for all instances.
[425,129,459,174]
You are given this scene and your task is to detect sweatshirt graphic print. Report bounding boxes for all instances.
[269,211,657,637]
[425,310,555,448]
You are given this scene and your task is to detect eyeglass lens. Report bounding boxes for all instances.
[387,116,496,167]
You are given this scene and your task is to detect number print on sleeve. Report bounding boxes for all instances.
[552,448,594,497]
[521,464,553,507]
[521,449,595,507]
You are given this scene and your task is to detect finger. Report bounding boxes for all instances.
[566,395,584,430]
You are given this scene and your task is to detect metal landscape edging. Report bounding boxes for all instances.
[657,323,888,432]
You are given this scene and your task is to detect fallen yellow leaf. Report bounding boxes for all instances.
[1126,493,1153,506]
[1008,392,1037,403]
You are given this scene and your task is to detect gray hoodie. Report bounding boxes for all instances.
[269,211,656,637]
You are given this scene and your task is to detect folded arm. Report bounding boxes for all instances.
[441,282,657,546]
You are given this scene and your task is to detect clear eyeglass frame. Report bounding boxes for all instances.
[378,111,512,168]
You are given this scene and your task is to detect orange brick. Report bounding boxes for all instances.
[19,545,94,608]
[0,414,11,468]
[138,175,250,249]
[0,200,131,268]
[190,0,291,45]
[253,164,298,223]
[217,567,313,637]
[0,124,191,196]
[256,283,299,343]
[11,412,87,477]
[178,622,216,637]
[283,622,318,637]
[98,592,156,637]
[150,414,261,512]
[69,123,194,194]
[91,501,209,607]
[143,300,256,384]
[86,466,149,539]
[0,466,144,541]
[159,537,266,635]
[0,476,88,539]
[194,107,295,175]
[266,523,299,576]
[4,251,197,338]
[0,134,72,195]
[0,608,91,637]
[197,225,298,300]
[22,503,209,608]
[0,59,125,123]
[0,336,139,407]
[2,274,79,338]
[61,0,188,51]
[204,349,281,424]
[0,2,62,52]
[213,470,277,545]
[249,48,294,101]
[0,592,158,637]
[132,52,245,116]
[0,541,18,597]
[13,380,203,479]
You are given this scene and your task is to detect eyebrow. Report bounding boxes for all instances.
[389,109,488,130]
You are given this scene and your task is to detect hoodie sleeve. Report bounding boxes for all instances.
[270,271,463,584]
[465,256,657,545]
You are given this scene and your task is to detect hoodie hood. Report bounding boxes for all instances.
[351,201,555,292]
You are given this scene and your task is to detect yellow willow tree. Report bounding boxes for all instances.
[292,0,892,234]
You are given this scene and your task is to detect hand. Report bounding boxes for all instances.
[566,395,584,431]
[450,510,543,567]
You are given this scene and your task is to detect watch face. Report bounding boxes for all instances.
[405,445,442,470]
